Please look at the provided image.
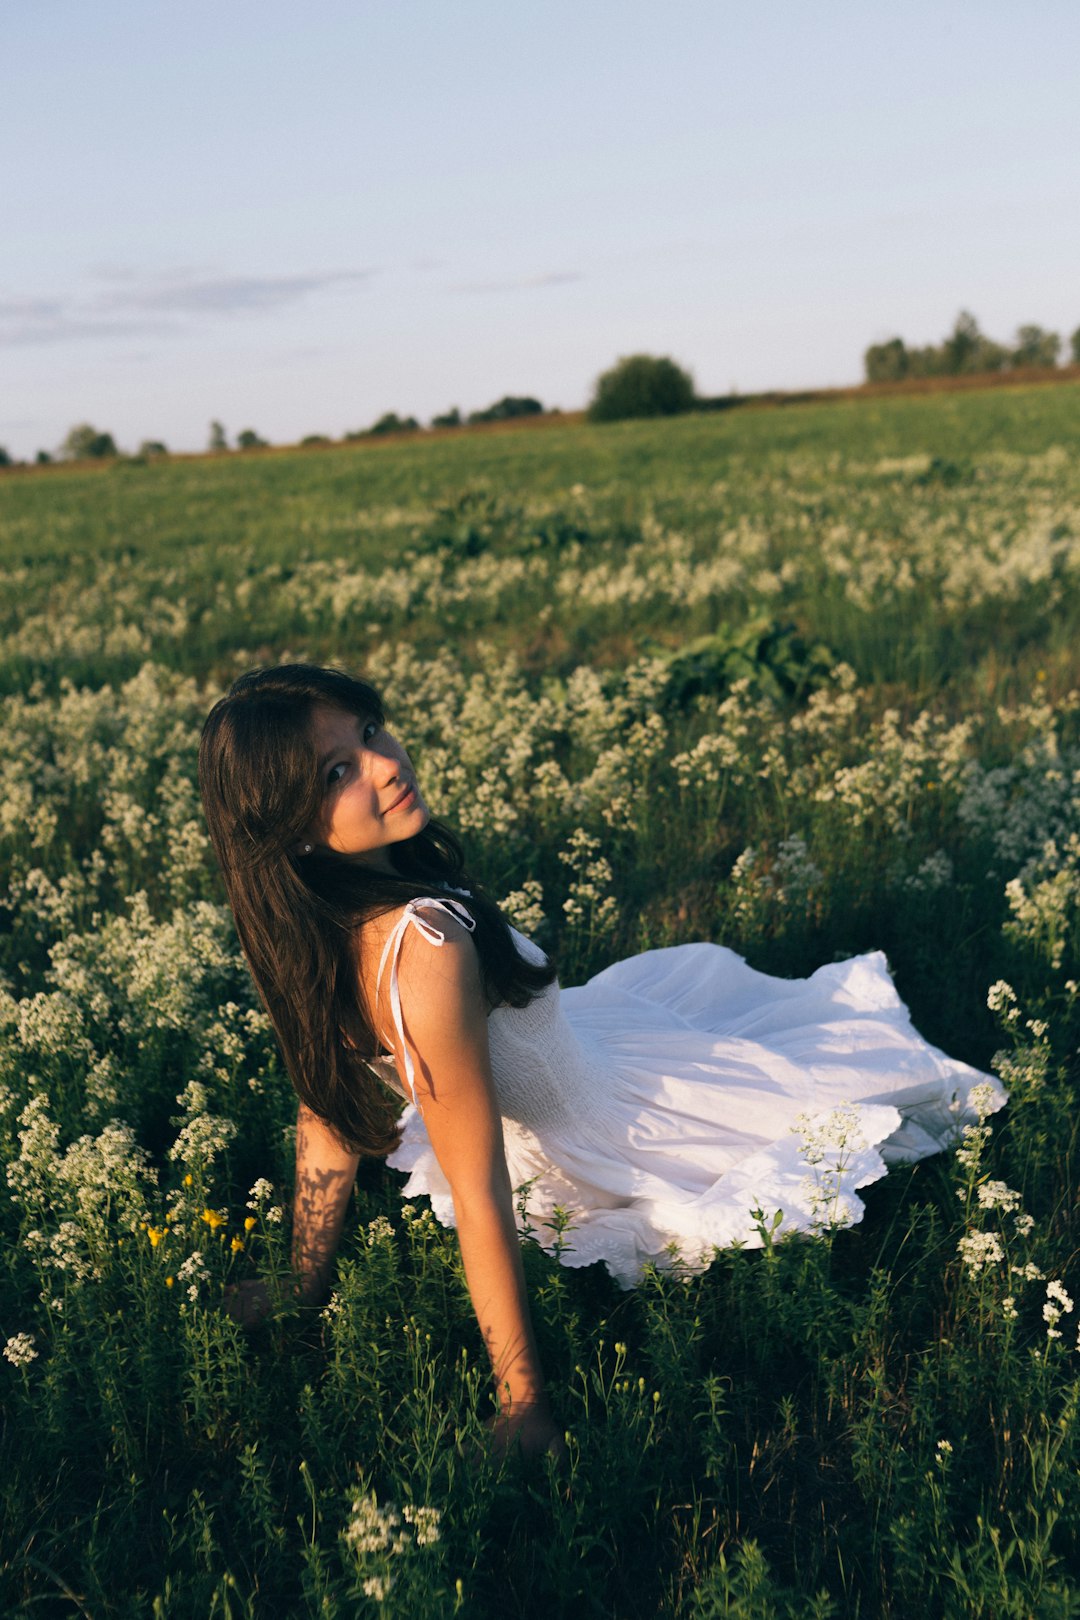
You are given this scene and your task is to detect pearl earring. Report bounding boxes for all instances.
[304,843,313,854]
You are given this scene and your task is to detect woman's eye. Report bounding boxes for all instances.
[326,762,347,787]
[363,721,380,742]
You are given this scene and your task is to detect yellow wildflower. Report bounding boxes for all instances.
[201,1208,226,1231]
[147,1226,167,1249]
[231,1236,244,1254]
[183,1174,193,1187]
[165,1276,175,1288]
[244,1216,257,1233]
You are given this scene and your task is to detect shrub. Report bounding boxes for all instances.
[367,413,420,436]
[0,446,11,467]
[300,434,331,448]
[207,421,228,453]
[61,424,118,460]
[466,396,543,424]
[138,441,169,459]
[1071,326,1080,365]
[587,354,695,422]
[1012,325,1061,369]
[236,430,268,451]
[431,408,462,428]
[864,338,910,383]
[35,450,52,465]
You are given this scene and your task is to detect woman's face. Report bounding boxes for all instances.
[299,702,430,871]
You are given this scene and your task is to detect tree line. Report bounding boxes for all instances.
[3,331,1077,469]
[865,310,1080,383]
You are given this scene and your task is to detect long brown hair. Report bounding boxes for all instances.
[197,662,555,1153]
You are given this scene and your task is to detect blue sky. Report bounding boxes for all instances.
[3,0,1078,458]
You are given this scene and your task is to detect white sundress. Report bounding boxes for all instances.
[376,893,1005,1289]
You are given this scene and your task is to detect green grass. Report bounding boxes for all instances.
[1,384,1079,1616]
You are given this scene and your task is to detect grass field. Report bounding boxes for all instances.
[2,383,1079,1616]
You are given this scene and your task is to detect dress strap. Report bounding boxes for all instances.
[374,896,477,1109]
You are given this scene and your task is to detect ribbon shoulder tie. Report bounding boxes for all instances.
[374,896,476,1109]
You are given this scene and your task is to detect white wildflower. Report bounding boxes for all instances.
[957,1230,1005,1276]
[1043,1278,1074,1338]
[986,981,1019,1021]
[4,1332,38,1368]
[168,1110,237,1171]
[365,1215,394,1247]
[968,1082,1000,1123]
[500,880,546,939]
[976,1180,1021,1214]
[342,1491,405,1557]
[402,1503,441,1547]
[955,1122,992,1173]
[177,1251,210,1304]
[792,1104,866,1167]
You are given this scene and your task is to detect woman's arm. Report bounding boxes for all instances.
[224,1102,359,1327]
[292,1101,361,1304]
[384,912,561,1458]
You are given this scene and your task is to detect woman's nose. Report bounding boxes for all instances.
[368,742,402,782]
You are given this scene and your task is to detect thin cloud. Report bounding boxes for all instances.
[0,266,377,347]
[448,270,583,294]
[0,313,177,348]
[101,268,377,315]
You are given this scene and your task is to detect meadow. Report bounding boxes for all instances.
[1,384,1079,1616]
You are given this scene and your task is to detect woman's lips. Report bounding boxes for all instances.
[384,784,417,814]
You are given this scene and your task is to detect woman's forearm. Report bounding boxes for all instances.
[292,1102,360,1302]
[453,1173,548,1408]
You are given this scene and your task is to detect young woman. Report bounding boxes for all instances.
[198,662,1004,1461]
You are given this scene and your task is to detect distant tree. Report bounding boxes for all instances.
[866,313,1018,382]
[587,355,695,422]
[864,338,909,383]
[208,420,228,452]
[942,311,985,374]
[236,429,268,450]
[62,423,118,459]
[1012,325,1061,368]
[300,434,331,447]
[467,396,544,424]
[0,446,11,467]
[36,450,52,465]
[138,439,169,458]
[905,343,947,378]
[367,412,420,436]
[941,311,1012,375]
[431,407,462,428]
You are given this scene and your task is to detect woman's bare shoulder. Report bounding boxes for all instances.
[356,898,480,1015]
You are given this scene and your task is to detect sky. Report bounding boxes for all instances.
[3,0,1079,459]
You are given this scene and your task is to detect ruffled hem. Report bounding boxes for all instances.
[388,1080,1002,1290]
[385,944,1006,1289]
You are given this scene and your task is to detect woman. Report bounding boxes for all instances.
[198,662,1004,1461]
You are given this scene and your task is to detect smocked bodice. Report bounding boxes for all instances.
[486,929,598,1128]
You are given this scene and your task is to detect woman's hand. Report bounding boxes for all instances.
[223,1276,278,1329]
[222,1273,315,1328]
[482,1398,568,1467]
